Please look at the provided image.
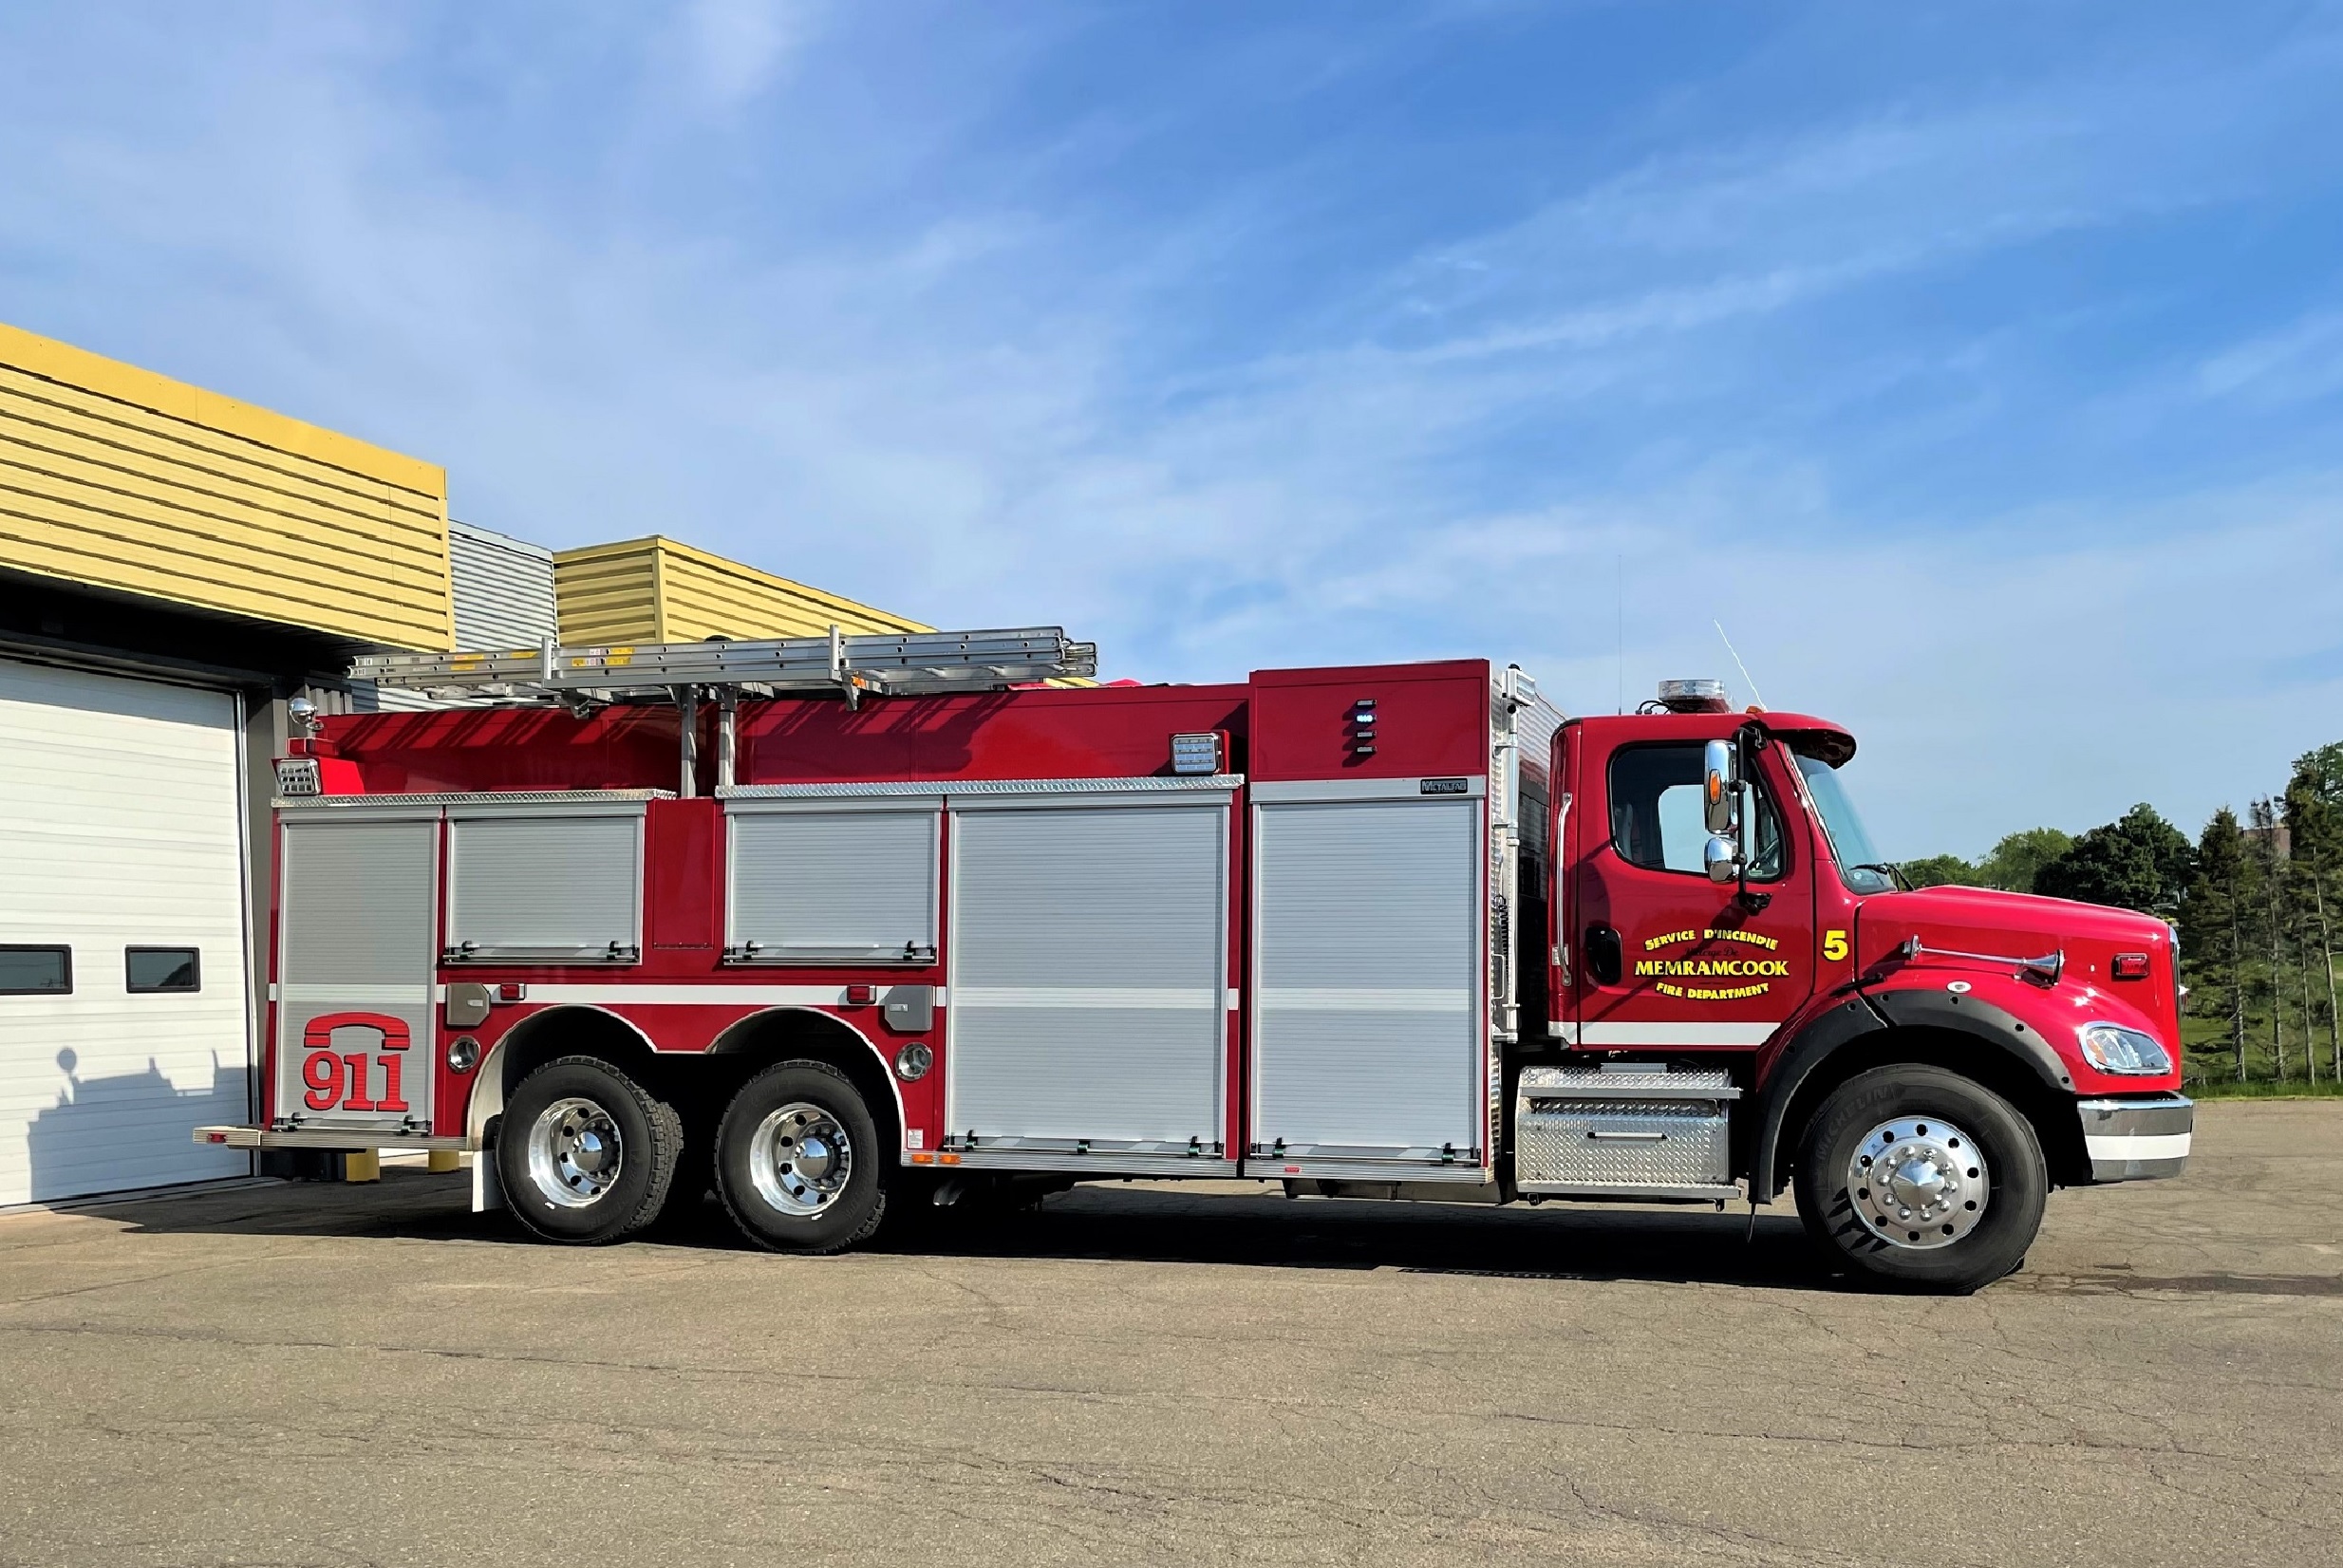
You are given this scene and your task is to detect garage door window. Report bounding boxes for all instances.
[0,945,71,995]
[125,947,200,993]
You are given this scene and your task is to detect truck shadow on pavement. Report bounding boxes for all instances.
[66,1167,1866,1292]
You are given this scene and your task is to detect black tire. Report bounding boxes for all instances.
[1793,1064,2046,1294]
[496,1055,683,1245]
[714,1059,888,1254]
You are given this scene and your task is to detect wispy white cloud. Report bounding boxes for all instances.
[682,0,823,107]
[2200,309,2343,404]
[0,1,2336,857]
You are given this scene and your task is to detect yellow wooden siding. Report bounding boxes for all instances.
[0,321,453,650]
[553,536,931,646]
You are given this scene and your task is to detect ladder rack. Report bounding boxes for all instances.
[354,625,1097,706]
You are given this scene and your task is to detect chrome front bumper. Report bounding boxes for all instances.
[2076,1095,2193,1182]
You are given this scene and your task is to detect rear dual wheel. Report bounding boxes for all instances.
[498,1055,684,1245]
[714,1059,889,1254]
[1793,1064,2046,1294]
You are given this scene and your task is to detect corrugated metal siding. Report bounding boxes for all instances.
[361,519,561,711]
[449,519,556,651]
[549,538,665,645]
[0,321,453,651]
[553,535,928,646]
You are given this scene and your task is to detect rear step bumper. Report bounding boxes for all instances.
[195,1126,470,1152]
[2076,1095,2193,1182]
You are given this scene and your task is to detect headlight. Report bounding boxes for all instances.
[2078,1022,2171,1075]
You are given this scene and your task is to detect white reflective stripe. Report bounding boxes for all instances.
[1227,988,1242,1012]
[523,984,849,1005]
[955,986,1219,1010]
[2086,1132,2192,1161]
[1259,988,1473,1013]
[1576,1021,1781,1047]
[277,984,434,1006]
[1547,1020,1579,1042]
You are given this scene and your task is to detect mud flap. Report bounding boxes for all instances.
[472,1141,505,1213]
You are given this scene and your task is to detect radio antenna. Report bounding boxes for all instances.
[1615,553,1625,715]
[1714,621,1766,711]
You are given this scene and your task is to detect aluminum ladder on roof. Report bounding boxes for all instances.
[353,625,1097,705]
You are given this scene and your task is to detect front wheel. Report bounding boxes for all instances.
[714,1060,888,1254]
[1793,1064,2046,1294]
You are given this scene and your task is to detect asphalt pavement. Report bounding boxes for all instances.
[1,1100,2336,1567]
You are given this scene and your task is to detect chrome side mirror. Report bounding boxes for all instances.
[1704,833,1742,884]
[1702,737,1738,835]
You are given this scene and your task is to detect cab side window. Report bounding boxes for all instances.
[1608,743,1784,880]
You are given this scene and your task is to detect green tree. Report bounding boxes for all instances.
[1897,853,1981,888]
[2282,743,2343,1081]
[2035,804,2195,918]
[1974,828,2072,893]
[2248,797,2292,1080]
[2183,808,2253,1082]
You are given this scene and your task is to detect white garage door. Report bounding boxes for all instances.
[0,660,253,1206]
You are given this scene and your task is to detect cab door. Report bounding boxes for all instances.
[1568,732,1814,1054]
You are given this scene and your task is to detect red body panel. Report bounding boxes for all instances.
[1564,717,1820,1050]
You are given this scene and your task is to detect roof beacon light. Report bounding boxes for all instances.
[1657,678,1731,715]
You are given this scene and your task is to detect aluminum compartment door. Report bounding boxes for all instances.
[947,799,1227,1148]
[446,803,644,962]
[275,812,439,1133]
[727,801,939,964]
[1252,795,1481,1159]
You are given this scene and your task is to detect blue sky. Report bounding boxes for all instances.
[3,2,2339,856]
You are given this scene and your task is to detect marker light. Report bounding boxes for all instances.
[2110,953,2151,980]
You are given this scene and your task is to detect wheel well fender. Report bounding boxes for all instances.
[707,1007,905,1148]
[1749,994,1884,1202]
[1753,989,2087,1199]
[466,1005,660,1148]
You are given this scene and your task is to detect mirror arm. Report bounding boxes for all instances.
[1734,724,1772,912]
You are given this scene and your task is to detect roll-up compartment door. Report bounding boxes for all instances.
[947,793,1228,1150]
[445,800,646,963]
[727,798,940,964]
[275,811,439,1133]
[1252,793,1482,1162]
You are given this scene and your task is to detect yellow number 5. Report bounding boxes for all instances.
[1822,929,1849,963]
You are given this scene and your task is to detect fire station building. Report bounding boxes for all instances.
[0,320,920,1207]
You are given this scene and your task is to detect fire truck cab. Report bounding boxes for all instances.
[204,627,2193,1294]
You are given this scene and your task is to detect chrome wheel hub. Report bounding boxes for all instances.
[749,1102,853,1218]
[1846,1116,1989,1250]
[527,1097,624,1208]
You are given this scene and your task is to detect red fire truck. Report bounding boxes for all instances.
[201,626,2192,1293]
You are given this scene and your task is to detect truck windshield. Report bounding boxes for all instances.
[1793,753,1893,894]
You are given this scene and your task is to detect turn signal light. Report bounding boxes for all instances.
[2111,953,2151,980]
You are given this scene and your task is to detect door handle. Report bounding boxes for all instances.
[1584,924,1622,987]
